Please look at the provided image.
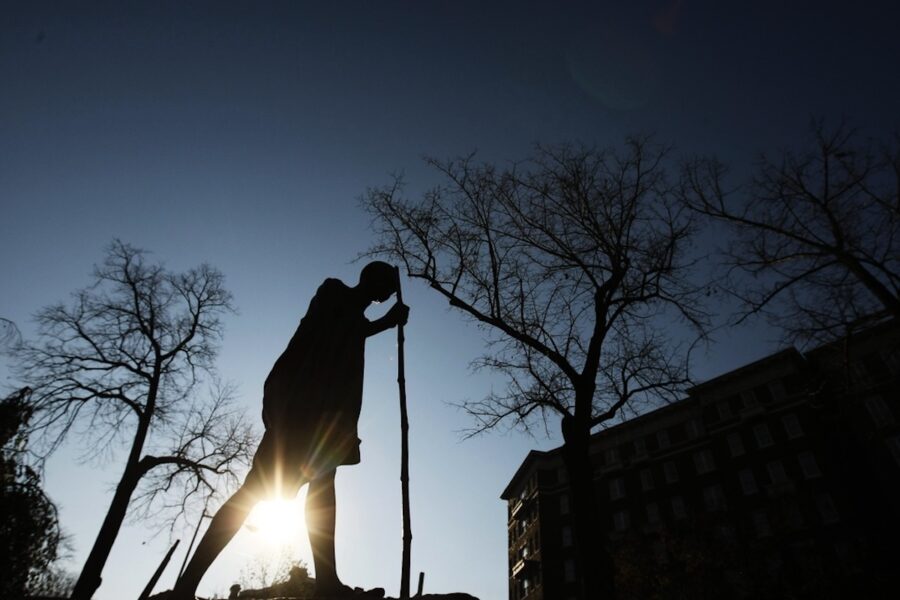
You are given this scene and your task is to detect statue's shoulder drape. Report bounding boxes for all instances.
[257,278,368,484]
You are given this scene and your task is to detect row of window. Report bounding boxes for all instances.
[525,492,845,593]
[713,381,789,421]
[850,350,899,385]
[552,453,823,522]
[552,401,894,511]
[600,411,805,471]
[608,491,840,534]
[518,398,894,524]
[606,450,822,501]
[595,389,893,476]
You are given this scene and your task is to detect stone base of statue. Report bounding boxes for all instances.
[151,565,479,600]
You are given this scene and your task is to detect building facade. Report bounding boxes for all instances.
[501,321,900,599]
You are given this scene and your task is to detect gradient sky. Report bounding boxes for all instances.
[2,2,899,599]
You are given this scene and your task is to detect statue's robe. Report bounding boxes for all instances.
[252,278,367,498]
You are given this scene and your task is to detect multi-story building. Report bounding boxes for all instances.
[501,320,900,599]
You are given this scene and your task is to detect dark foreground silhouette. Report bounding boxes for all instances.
[201,567,479,600]
[154,590,476,600]
[153,564,480,600]
[170,262,411,599]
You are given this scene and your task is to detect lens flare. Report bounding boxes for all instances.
[246,499,305,544]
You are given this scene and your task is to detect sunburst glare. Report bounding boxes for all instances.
[245,498,306,544]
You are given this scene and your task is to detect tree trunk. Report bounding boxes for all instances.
[71,395,156,600]
[69,463,142,600]
[839,252,900,318]
[561,414,616,600]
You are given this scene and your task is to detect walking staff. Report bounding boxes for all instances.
[395,266,412,600]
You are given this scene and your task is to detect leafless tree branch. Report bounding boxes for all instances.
[680,120,900,346]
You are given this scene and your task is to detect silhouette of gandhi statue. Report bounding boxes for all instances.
[171,261,409,599]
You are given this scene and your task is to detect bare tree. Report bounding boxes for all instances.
[1,387,65,598]
[1,317,21,349]
[363,139,708,599]
[680,121,900,346]
[13,240,257,600]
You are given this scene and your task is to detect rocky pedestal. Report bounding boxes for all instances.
[151,566,479,600]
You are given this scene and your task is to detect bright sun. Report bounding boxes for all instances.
[246,499,306,544]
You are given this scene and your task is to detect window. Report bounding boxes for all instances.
[605,446,620,465]
[559,494,570,515]
[717,400,733,420]
[727,432,745,456]
[663,461,679,483]
[657,429,671,450]
[767,460,789,484]
[703,485,726,511]
[782,413,803,438]
[612,509,630,532]
[864,395,895,428]
[752,510,772,538]
[686,418,702,439]
[640,468,654,491]
[671,496,687,519]
[564,559,576,583]
[609,477,626,500]
[797,452,821,478]
[739,468,758,495]
[833,541,852,563]
[646,503,660,523]
[769,379,787,401]
[885,347,900,373]
[693,449,715,474]
[888,435,900,466]
[518,577,530,598]
[753,423,774,448]
[561,525,573,547]
[633,437,647,458]
[817,493,840,524]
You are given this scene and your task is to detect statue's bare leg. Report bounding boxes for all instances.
[171,482,259,599]
[307,469,346,595]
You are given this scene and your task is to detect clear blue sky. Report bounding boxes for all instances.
[2,2,899,598]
